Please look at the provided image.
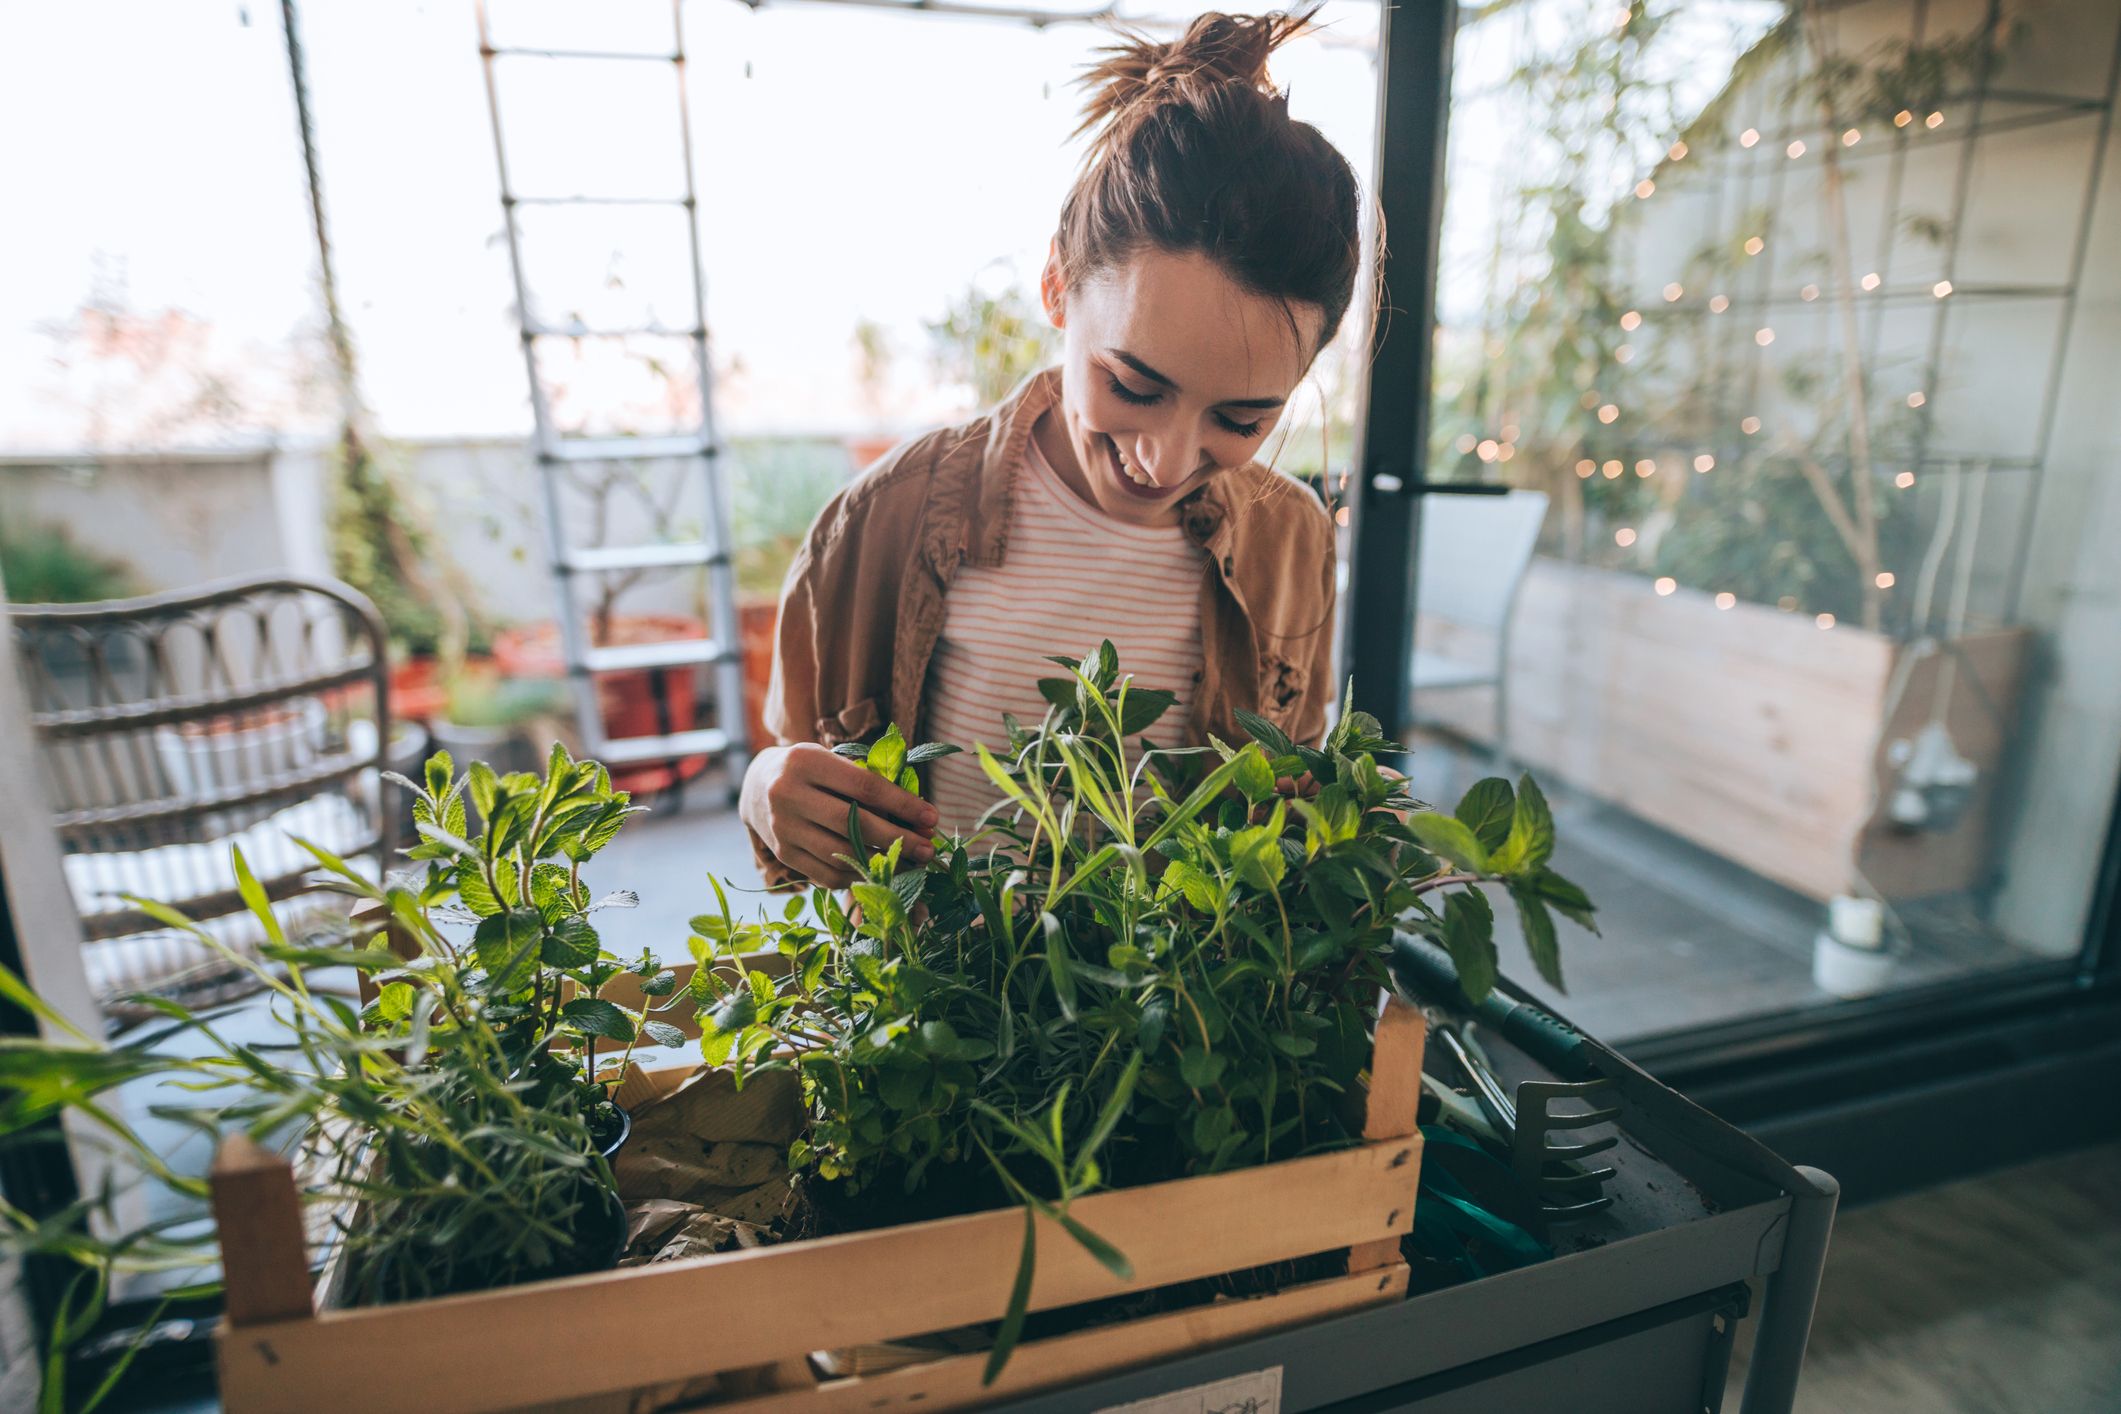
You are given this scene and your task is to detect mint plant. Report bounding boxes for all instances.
[690,642,1595,1378]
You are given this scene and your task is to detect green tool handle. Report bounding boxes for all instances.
[1390,932,1598,1077]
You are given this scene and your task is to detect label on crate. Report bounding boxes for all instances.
[1094,1365,1283,1414]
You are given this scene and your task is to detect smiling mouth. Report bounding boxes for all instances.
[1102,435,1172,501]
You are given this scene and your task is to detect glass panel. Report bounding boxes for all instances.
[1415,0,2121,1043]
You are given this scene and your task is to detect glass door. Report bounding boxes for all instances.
[1356,0,2121,1048]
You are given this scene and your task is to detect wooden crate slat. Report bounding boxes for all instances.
[703,1264,1412,1414]
[217,1136,1419,1414]
[211,1134,313,1327]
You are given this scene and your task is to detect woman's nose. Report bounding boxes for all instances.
[1133,432,1198,487]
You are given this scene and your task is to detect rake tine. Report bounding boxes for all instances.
[1538,1105,1623,1130]
[1537,1134,1619,1164]
[1536,1165,1616,1191]
[1539,1194,1615,1220]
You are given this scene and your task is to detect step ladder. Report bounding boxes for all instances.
[475,0,749,792]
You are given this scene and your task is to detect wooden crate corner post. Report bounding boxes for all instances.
[1346,991,1424,1286]
[210,1134,313,1330]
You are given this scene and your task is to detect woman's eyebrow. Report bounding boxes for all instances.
[1106,349,1287,410]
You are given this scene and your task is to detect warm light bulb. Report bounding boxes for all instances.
[1740,127,1760,148]
[1602,460,1623,479]
[1907,391,1926,408]
[1934,280,1953,298]
[1669,141,1689,160]
[1715,592,1736,610]
[1787,139,1807,158]
[1894,110,1914,128]
[1615,344,1635,363]
[1498,442,1517,462]
[1635,459,1656,477]
[1456,434,1477,453]
[1655,577,1677,595]
[1663,282,1684,302]
[1741,416,1762,434]
[1755,327,1775,346]
[1710,294,1731,313]
[1744,236,1765,256]
[1843,128,1861,146]
[1621,310,1643,331]
[1694,453,1715,472]
[1895,471,1916,488]
[1636,179,1657,199]
[1576,459,1596,478]
[1334,505,1351,526]
[1476,439,1499,462]
[1615,528,1638,547]
[1816,612,1836,629]
[1861,272,1882,291]
[1801,283,1821,301]
[1598,403,1620,424]
[1926,111,1944,129]
[1876,572,1896,589]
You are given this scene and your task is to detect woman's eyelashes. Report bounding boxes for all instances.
[1100,373,1268,440]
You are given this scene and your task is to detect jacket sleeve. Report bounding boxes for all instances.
[744,516,835,890]
[1287,509,1340,751]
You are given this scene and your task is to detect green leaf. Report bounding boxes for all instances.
[1441,888,1499,1003]
[1511,885,1564,991]
[1179,1049,1227,1089]
[472,909,543,993]
[541,918,600,968]
[1057,1212,1132,1280]
[1159,860,1221,913]
[423,749,453,800]
[707,991,758,1036]
[1489,774,1556,874]
[562,997,636,1043]
[905,741,962,765]
[982,1208,1038,1387]
[867,724,907,782]
[640,1019,687,1049]
[640,969,679,997]
[1533,868,1599,933]
[1408,813,1489,873]
[467,760,499,822]
[1116,687,1178,736]
[1233,707,1295,759]
[1454,778,1516,854]
[897,765,920,796]
[849,882,904,938]
[1041,912,1077,1020]
[230,847,286,951]
[1037,677,1078,710]
[1233,745,1276,805]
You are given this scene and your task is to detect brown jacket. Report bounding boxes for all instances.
[752,365,1338,884]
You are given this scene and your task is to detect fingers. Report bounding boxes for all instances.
[851,805,935,863]
[815,748,938,830]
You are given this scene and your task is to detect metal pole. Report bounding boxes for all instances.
[1343,0,1457,742]
[1739,1165,1840,1414]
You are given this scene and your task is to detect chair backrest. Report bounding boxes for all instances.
[8,574,393,1018]
[1415,490,1551,632]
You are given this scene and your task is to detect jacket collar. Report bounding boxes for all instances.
[945,366,1233,573]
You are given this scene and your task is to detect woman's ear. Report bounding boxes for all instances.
[1039,241,1068,329]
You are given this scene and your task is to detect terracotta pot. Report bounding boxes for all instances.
[493,616,712,794]
[737,597,778,750]
[389,655,454,724]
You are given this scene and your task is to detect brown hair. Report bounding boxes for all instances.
[1056,9,1364,358]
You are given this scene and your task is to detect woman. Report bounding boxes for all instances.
[742,9,1365,887]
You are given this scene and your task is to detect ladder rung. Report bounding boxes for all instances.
[483,46,682,62]
[581,639,733,673]
[559,544,726,573]
[508,194,693,208]
[590,728,730,764]
[524,321,705,340]
[539,435,717,463]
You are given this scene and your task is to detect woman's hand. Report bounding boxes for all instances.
[741,743,939,887]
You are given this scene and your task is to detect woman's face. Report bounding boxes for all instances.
[1038,245,1323,526]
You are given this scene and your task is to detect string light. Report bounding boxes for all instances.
[1741,416,1762,434]
[1842,128,1861,146]
[1710,294,1731,313]
[1635,459,1656,477]
[1502,422,1520,440]
[1655,577,1677,595]
[1636,179,1657,199]
[1580,390,1603,410]
[1615,528,1638,547]
[1744,235,1765,255]
[1498,443,1517,463]
[1755,327,1775,346]
[1576,459,1596,478]
[1787,139,1807,158]
[1621,310,1643,331]
[1894,109,1914,127]
[1598,403,1620,423]
[1602,460,1624,479]
[1694,453,1715,472]
[1861,272,1882,291]
[1615,344,1635,363]
[1740,127,1760,147]
[1801,283,1821,301]
[1715,592,1737,609]
[1456,434,1477,453]
[1669,140,1689,160]
[1663,282,1684,301]
[1907,391,1926,408]
[1477,439,1499,462]
[1926,111,1944,128]
[1335,505,1351,526]
[1933,280,1953,298]
[1895,470,1917,488]
[1875,571,1896,589]
[1816,612,1836,629]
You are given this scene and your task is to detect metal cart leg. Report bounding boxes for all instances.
[1739,1166,1840,1414]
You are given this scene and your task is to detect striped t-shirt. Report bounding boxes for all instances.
[921,425,1208,837]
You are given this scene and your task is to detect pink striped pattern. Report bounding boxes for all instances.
[921,430,1207,836]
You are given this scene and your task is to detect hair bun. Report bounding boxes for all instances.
[1074,8,1315,153]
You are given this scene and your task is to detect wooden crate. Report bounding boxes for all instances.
[210,992,1425,1413]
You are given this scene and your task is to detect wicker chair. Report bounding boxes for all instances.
[8,574,396,1028]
